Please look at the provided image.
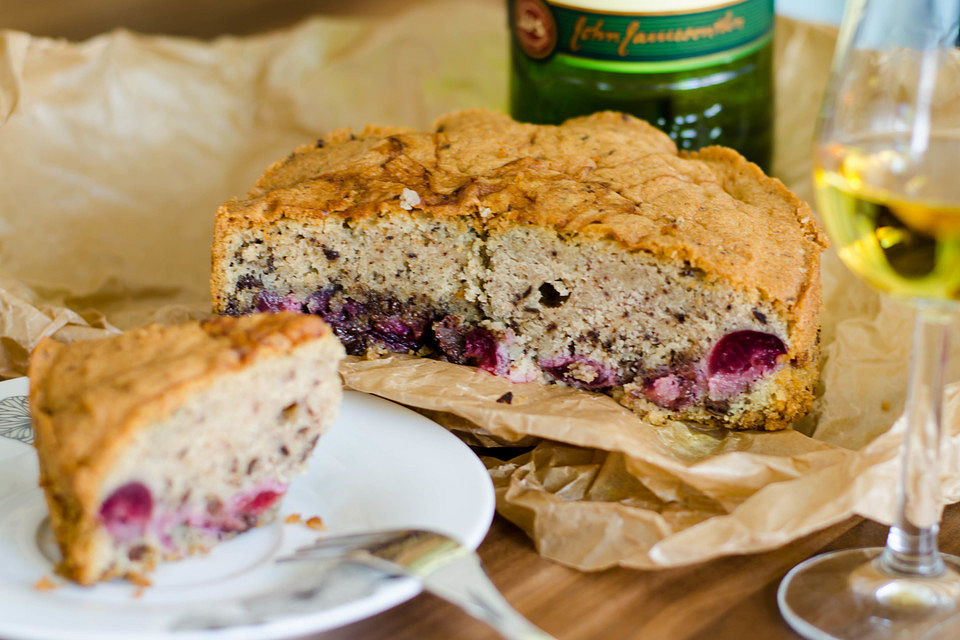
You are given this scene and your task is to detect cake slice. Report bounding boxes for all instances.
[211,110,827,430]
[29,312,344,585]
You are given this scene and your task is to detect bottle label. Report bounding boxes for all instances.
[512,0,773,71]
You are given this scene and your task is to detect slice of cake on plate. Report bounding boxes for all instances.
[211,109,827,431]
[29,312,344,585]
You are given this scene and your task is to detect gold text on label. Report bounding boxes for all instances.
[568,10,747,57]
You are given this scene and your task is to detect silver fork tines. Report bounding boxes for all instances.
[277,529,555,640]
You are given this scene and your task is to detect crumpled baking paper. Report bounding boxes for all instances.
[1,2,958,570]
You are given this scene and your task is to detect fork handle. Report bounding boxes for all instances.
[418,551,556,640]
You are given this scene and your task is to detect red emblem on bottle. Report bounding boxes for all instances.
[513,0,557,59]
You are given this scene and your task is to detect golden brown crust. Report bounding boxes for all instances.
[211,109,825,317]
[30,313,336,584]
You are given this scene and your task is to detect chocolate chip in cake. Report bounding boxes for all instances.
[299,435,321,462]
[279,446,290,457]
[752,309,767,324]
[128,545,149,562]
[433,315,469,363]
[322,246,340,261]
[704,399,731,415]
[281,403,299,422]
[673,312,686,324]
[236,274,262,290]
[496,392,513,404]
[538,282,569,308]
[206,497,223,515]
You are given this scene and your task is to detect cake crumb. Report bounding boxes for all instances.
[129,574,152,588]
[565,361,599,383]
[496,392,513,404]
[399,188,421,210]
[130,573,152,598]
[34,576,59,591]
[285,513,302,524]
[881,400,891,411]
[305,516,326,530]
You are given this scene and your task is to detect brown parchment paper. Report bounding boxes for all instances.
[2,3,959,570]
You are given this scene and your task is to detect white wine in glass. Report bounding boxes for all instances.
[778,1,960,639]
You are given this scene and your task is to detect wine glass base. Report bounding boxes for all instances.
[778,548,960,640]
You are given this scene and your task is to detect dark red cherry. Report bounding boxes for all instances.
[464,329,501,373]
[708,331,786,377]
[100,482,153,528]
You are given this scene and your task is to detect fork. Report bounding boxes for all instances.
[278,528,556,640]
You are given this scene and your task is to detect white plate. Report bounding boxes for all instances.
[0,377,494,640]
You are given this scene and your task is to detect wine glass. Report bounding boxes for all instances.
[777,1,960,638]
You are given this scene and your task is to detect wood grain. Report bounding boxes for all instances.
[311,508,960,640]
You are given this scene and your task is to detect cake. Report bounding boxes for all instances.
[29,312,344,585]
[211,110,827,430]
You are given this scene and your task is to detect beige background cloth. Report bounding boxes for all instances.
[1,2,958,570]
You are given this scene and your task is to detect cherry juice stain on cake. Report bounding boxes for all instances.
[464,329,510,376]
[237,490,282,515]
[641,369,702,410]
[100,482,153,539]
[299,285,520,376]
[706,330,786,399]
[370,315,429,353]
[539,355,621,391]
[302,287,435,355]
[254,291,302,313]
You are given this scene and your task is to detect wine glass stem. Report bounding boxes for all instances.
[879,307,951,577]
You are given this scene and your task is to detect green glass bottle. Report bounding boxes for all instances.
[508,0,774,170]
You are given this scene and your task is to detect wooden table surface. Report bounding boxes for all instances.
[4,2,957,639]
[315,508,960,640]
